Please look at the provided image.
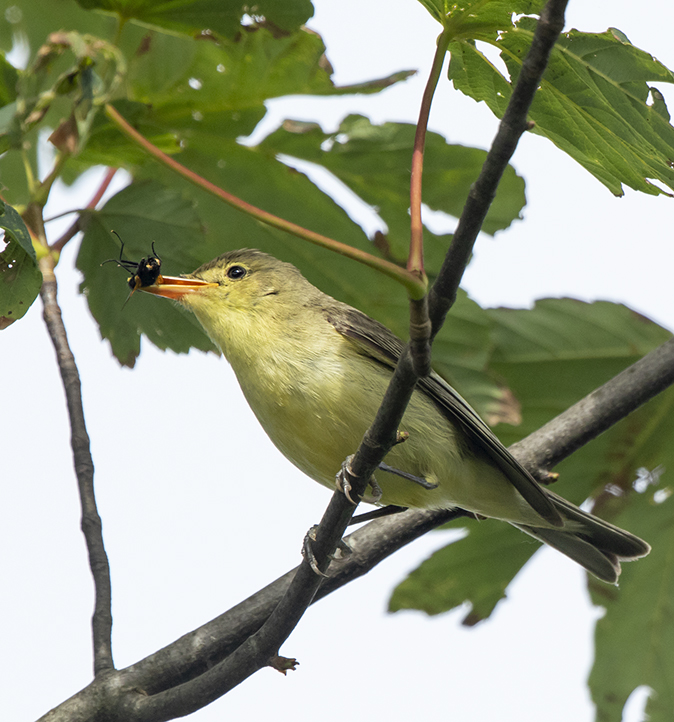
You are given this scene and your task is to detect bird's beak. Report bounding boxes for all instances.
[140,275,218,300]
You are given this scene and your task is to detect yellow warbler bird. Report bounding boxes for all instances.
[142,249,649,583]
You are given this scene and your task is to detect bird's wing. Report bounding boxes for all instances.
[325,304,562,527]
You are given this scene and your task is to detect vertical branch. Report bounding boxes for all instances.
[39,254,114,675]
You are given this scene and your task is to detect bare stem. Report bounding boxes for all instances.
[408,28,451,276]
[39,254,114,675]
[407,29,452,377]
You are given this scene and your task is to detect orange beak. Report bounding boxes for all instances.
[140,275,218,300]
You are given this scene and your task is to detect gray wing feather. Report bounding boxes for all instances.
[325,304,563,527]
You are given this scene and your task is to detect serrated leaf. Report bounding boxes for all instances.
[261,114,526,259]
[66,26,412,179]
[0,201,41,327]
[74,0,313,39]
[418,0,546,35]
[76,179,216,365]
[447,18,674,195]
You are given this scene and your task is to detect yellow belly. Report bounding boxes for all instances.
[231,341,542,526]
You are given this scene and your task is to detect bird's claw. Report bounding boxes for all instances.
[302,525,329,577]
[335,456,359,504]
[335,456,383,505]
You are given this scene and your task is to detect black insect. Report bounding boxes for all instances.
[102,231,163,296]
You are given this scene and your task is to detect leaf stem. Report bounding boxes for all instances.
[409,28,451,276]
[104,104,427,299]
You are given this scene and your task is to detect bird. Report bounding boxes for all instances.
[141,248,650,583]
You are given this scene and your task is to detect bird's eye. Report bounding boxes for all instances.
[226,265,247,280]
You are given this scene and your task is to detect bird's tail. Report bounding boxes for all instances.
[514,490,650,584]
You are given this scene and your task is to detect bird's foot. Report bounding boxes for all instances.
[302,525,329,577]
[335,455,382,504]
[301,526,352,577]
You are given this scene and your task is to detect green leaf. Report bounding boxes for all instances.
[74,0,314,39]
[0,52,18,108]
[0,200,42,328]
[389,521,537,623]
[417,0,545,32]
[488,299,672,446]
[65,27,412,180]
[588,418,674,722]
[261,114,526,261]
[448,18,674,195]
[0,53,19,154]
[390,298,672,621]
[76,179,217,365]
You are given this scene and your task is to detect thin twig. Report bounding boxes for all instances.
[39,254,114,675]
[407,30,451,377]
[408,29,451,277]
[51,167,119,252]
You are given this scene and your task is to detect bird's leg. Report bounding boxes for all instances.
[349,504,408,525]
[378,462,439,490]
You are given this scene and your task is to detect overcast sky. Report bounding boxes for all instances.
[3,1,674,721]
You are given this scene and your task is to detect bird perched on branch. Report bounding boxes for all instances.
[141,249,649,583]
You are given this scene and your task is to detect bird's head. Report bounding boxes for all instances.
[141,249,316,345]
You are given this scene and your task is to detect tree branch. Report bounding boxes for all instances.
[39,254,114,676]
[38,334,674,722]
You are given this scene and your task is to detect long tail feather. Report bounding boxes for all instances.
[515,491,650,584]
